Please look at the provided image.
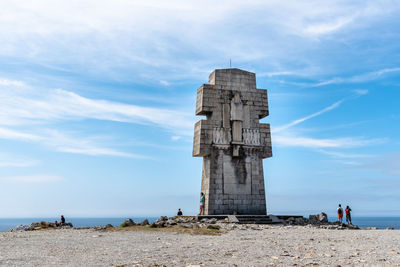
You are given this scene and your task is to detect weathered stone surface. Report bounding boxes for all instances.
[193,68,272,215]
[309,212,328,223]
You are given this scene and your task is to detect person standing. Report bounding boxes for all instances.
[199,192,205,215]
[61,215,66,224]
[345,206,352,225]
[337,204,343,224]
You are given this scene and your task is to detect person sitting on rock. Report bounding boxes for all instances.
[177,208,183,216]
[61,215,66,224]
[54,220,60,227]
[337,204,343,224]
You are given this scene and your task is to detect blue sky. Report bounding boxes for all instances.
[0,0,399,217]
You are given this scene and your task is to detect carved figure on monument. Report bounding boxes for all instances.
[230,93,243,143]
[213,127,229,144]
[213,127,222,144]
[193,68,272,215]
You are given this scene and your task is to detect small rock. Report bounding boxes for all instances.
[209,218,217,224]
[167,219,177,225]
[121,218,135,227]
[309,212,328,224]
[61,222,73,228]
[207,225,221,230]
[12,224,30,232]
[346,224,359,230]
[140,219,149,226]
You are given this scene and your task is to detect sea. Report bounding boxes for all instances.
[1,216,400,232]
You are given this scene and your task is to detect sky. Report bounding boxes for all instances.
[0,0,399,217]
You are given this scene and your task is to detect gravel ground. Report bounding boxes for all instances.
[1,225,400,266]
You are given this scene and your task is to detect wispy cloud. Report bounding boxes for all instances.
[0,78,25,87]
[0,174,64,183]
[259,71,294,77]
[0,127,143,158]
[318,150,373,159]
[0,127,40,141]
[273,134,384,149]
[0,1,397,83]
[159,80,170,86]
[0,81,194,135]
[0,78,194,158]
[313,67,400,87]
[303,15,356,36]
[43,129,145,158]
[0,153,39,167]
[171,136,181,141]
[273,90,368,133]
[273,99,345,133]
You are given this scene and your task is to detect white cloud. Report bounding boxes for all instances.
[350,67,400,82]
[171,136,181,141]
[273,90,368,133]
[0,81,194,134]
[313,67,400,87]
[0,174,64,183]
[318,150,373,159]
[273,134,384,149]
[259,71,294,77]
[0,78,193,158]
[160,80,170,86]
[304,15,356,35]
[0,154,39,167]
[273,99,345,133]
[0,1,397,82]
[42,129,145,158]
[0,78,25,87]
[329,160,364,166]
[353,89,368,95]
[0,127,41,141]
[312,78,343,87]
[0,126,143,158]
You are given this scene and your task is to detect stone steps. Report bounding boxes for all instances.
[236,215,276,224]
[197,214,282,224]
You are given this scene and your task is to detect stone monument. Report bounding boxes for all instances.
[193,68,272,215]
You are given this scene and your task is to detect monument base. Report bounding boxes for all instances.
[197,214,282,224]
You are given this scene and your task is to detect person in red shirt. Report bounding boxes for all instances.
[345,206,352,225]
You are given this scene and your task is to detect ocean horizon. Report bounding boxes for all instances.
[1,216,400,232]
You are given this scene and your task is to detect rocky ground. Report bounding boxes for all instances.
[1,222,400,266]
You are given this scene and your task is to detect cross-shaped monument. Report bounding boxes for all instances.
[193,68,272,215]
